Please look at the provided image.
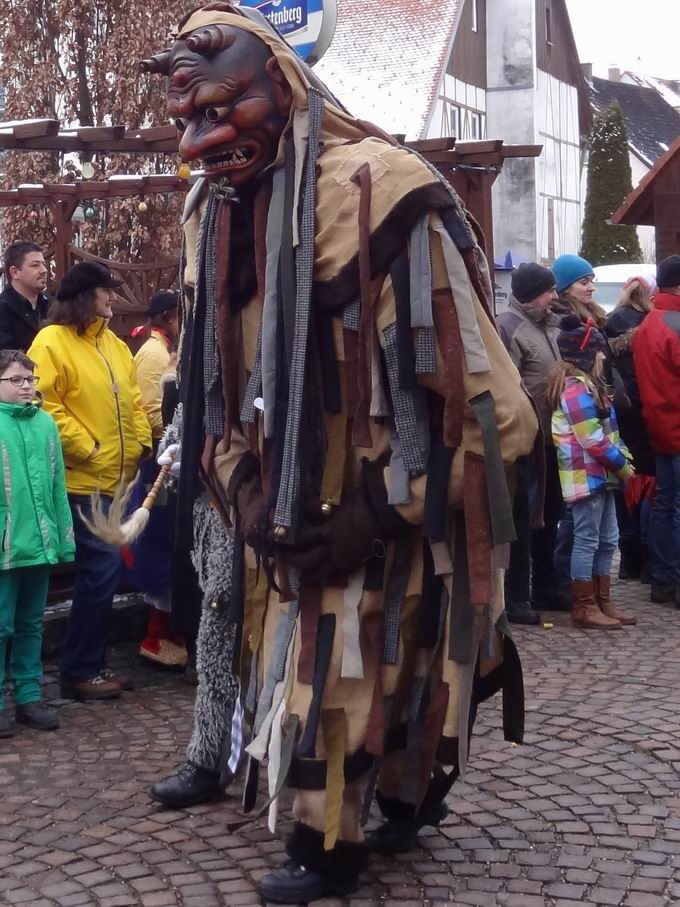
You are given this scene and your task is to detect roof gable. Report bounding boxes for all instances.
[314,0,462,139]
[589,76,680,168]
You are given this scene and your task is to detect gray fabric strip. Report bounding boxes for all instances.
[241,325,263,424]
[342,298,361,332]
[370,332,390,417]
[291,108,309,249]
[274,89,325,529]
[383,322,429,474]
[252,610,291,735]
[449,518,474,665]
[432,221,491,375]
[387,434,411,505]
[382,535,412,664]
[415,326,437,375]
[409,215,433,328]
[262,167,286,439]
[469,391,517,545]
[201,188,224,436]
[272,571,300,683]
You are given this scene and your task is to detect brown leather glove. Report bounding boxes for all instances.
[279,458,411,585]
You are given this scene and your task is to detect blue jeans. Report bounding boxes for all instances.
[649,454,680,585]
[571,491,619,580]
[61,495,122,681]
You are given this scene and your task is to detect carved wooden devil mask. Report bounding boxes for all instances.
[145,23,293,186]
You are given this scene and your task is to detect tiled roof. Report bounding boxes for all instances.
[314,0,461,139]
[589,76,680,168]
[621,72,680,111]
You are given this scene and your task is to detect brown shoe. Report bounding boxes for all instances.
[100,669,134,691]
[594,575,637,626]
[571,579,622,629]
[61,675,122,700]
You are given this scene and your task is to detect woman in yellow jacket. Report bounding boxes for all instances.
[28,262,152,701]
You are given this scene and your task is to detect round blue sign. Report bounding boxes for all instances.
[238,0,337,64]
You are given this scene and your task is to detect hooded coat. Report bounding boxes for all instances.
[173,4,538,868]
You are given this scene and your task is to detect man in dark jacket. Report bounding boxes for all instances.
[0,242,50,351]
[497,263,563,623]
[633,255,680,606]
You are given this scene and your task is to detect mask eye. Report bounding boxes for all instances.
[174,118,187,132]
[205,106,229,122]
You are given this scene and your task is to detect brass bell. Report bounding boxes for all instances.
[210,600,220,611]
[321,501,333,515]
[274,525,287,541]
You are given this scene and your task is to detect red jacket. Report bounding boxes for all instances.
[633,293,680,454]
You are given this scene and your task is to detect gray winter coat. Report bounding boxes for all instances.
[497,297,561,441]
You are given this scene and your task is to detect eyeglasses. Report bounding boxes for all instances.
[0,375,39,387]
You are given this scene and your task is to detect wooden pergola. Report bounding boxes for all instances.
[611,135,680,261]
[0,118,542,290]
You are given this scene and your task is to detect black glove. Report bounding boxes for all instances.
[279,458,411,585]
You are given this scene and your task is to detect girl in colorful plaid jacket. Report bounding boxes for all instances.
[547,315,636,630]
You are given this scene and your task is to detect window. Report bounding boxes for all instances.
[546,4,553,45]
[470,0,478,32]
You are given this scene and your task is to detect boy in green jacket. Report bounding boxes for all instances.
[0,349,75,736]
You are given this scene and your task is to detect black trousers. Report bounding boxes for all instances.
[506,447,564,604]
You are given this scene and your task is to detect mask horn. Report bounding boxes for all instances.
[185,25,236,57]
[139,51,171,74]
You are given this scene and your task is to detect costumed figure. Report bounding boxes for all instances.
[142,4,538,901]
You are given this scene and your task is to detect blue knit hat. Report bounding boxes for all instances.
[552,255,595,295]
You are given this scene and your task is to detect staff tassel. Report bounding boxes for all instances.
[80,464,172,547]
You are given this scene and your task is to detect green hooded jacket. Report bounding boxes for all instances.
[0,400,75,570]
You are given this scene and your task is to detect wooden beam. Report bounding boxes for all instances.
[0,119,60,138]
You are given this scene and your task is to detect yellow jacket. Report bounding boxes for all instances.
[28,319,152,496]
[134,330,172,438]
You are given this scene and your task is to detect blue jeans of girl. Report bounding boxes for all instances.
[571,490,619,581]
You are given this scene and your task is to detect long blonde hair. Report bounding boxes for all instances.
[613,277,653,314]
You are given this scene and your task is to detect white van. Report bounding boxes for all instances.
[593,263,657,313]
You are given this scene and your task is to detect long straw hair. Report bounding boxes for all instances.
[545,360,610,416]
[613,277,653,314]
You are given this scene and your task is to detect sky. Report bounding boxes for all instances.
[565,0,679,81]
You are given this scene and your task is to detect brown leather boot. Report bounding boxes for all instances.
[571,579,622,629]
[594,575,637,626]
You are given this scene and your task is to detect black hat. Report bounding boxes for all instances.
[511,262,556,304]
[147,290,179,318]
[656,255,680,290]
[556,314,606,371]
[56,262,123,301]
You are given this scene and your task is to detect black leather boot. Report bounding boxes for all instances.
[0,709,15,738]
[149,762,223,808]
[16,702,59,730]
[366,800,449,854]
[506,600,540,626]
[257,862,359,903]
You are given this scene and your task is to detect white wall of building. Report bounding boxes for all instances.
[426,74,487,140]
[535,69,582,263]
[485,0,538,263]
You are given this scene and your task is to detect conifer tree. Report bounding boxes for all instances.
[581,101,642,266]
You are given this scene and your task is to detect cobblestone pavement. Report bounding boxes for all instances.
[2,578,680,907]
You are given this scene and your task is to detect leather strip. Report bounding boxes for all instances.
[432,289,465,450]
[341,568,365,679]
[424,433,455,541]
[449,512,473,665]
[321,708,348,851]
[469,390,517,545]
[214,200,234,451]
[297,585,323,685]
[297,613,336,757]
[463,453,493,607]
[350,161,375,448]
[261,167,286,439]
[364,612,385,756]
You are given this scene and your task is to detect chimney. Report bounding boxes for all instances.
[608,66,621,82]
[581,62,593,81]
